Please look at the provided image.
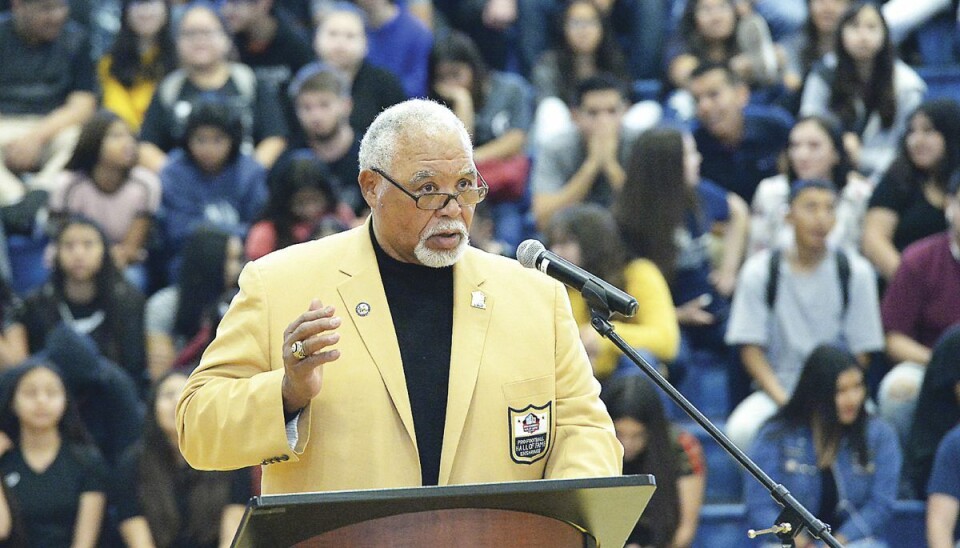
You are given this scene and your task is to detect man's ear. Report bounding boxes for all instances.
[358,169,379,209]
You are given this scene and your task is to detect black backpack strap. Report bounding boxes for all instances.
[766,249,781,309]
[836,250,851,314]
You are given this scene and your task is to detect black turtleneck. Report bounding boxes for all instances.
[371,226,453,486]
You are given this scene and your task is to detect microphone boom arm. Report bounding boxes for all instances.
[588,307,841,548]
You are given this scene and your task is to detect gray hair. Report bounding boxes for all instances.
[358,99,473,172]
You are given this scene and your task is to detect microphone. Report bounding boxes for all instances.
[516,240,638,318]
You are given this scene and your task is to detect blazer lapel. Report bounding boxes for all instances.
[336,223,417,453]
[439,250,492,484]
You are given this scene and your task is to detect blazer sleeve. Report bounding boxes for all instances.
[176,262,302,470]
[543,282,623,479]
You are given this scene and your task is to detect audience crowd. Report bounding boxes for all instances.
[1,0,959,545]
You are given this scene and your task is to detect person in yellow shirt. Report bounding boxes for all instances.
[546,203,680,381]
[98,0,176,131]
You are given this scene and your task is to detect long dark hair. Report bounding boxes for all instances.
[615,128,696,283]
[64,110,129,175]
[554,0,628,104]
[799,0,850,76]
[544,204,627,289]
[882,98,960,194]
[173,227,233,340]
[137,371,233,548]
[182,101,244,167]
[829,2,896,130]
[50,217,133,353]
[260,155,337,251]
[786,115,855,191]
[601,375,680,546]
[0,362,95,447]
[428,30,489,111]
[108,0,176,87]
[772,345,870,467]
[677,0,740,63]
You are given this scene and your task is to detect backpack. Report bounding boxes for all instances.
[157,63,257,111]
[157,63,258,150]
[766,249,851,314]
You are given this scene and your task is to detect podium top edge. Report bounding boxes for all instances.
[253,474,655,508]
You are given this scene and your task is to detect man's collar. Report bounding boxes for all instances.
[950,236,960,263]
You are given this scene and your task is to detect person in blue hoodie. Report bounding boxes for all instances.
[158,100,267,283]
[745,344,902,547]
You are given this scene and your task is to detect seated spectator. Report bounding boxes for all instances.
[49,111,161,291]
[221,0,314,94]
[617,127,750,409]
[688,62,793,204]
[355,0,433,98]
[544,204,679,382]
[0,362,108,547]
[146,227,243,380]
[927,423,960,548]
[98,0,176,131]
[428,31,533,248]
[0,0,97,205]
[518,0,667,81]
[41,322,145,466]
[138,3,288,172]
[862,98,960,281]
[7,217,147,386]
[246,156,350,261]
[900,326,960,500]
[664,0,781,92]
[307,2,407,137]
[778,0,851,102]
[745,345,902,546]
[529,0,661,153]
[114,371,249,547]
[874,175,960,445]
[601,374,705,548]
[531,0,627,106]
[799,2,926,179]
[157,101,268,281]
[287,66,364,215]
[530,74,636,230]
[725,180,884,450]
[430,0,517,72]
[750,115,872,255]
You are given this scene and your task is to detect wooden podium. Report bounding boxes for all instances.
[230,474,656,547]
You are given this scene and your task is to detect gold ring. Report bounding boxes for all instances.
[291,340,307,360]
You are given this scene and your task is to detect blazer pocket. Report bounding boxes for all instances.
[502,375,554,404]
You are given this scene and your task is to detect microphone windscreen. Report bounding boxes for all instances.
[516,239,545,269]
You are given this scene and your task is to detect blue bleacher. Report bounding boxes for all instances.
[917,65,960,104]
[692,498,928,546]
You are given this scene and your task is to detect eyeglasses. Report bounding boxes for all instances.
[372,168,488,210]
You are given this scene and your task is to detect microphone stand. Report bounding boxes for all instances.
[581,280,841,548]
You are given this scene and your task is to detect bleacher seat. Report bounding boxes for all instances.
[693,503,747,548]
[8,233,49,296]
[681,419,745,504]
[917,65,960,104]
[884,499,927,547]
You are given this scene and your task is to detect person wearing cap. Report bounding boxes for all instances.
[176,99,622,494]
[724,178,884,451]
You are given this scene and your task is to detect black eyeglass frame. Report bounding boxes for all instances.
[371,167,489,211]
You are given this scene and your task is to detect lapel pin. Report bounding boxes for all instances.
[356,302,371,316]
[471,291,486,310]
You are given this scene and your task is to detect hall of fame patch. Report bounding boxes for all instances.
[508,402,552,464]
